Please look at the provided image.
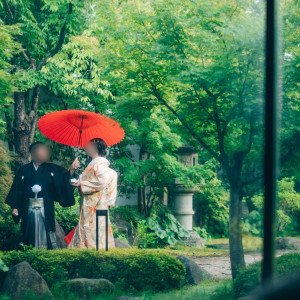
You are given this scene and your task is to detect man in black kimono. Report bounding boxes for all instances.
[5,142,79,249]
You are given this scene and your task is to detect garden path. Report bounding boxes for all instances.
[191,250,298,278]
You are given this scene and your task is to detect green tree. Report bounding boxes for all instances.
[246,178,300,236]
[40,33,112,111]
[0,20,20,139]
[194,177,230,237]
[95,0,265,277]
[280,0,300,190]
[0,0,88,167]
[110,105,214,216]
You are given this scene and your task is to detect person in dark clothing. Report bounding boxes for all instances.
[5,142,79,249]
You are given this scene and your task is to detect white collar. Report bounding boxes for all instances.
[33,161,38,171]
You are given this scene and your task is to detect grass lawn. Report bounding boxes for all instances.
[45,279,234,300]
[145,234,300,258]
[147,245,228,257]
[142,279,234,300]
[146,235,264,258]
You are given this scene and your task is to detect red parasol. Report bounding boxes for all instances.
[38,110,125,148]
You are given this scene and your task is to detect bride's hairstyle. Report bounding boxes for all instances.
[90,138,107,156]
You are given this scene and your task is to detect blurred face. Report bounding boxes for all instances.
[31,145,50,163]
[84,141,97,157]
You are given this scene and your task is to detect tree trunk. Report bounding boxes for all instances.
[4,109,14,151]
[13,92,31,169]
[229,183,245,278]
[137,146,147,215]
[137,186,145,214]
[227,154,246,278]
[28,85,40,145]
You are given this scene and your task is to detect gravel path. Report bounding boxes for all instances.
[190,250,298,278]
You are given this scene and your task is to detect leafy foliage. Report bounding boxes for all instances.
[0,249,185,292]
[0,258,8,272]
[233,253,300,298]
[280,0,300,189]
[0,21,20,135]
[0,144,22,251]
[110,205,144,228]
[193,227,212,243]
[134,205,190,248]
[194,177,229,237]
[41,33,112,108]
[54,190,81,234]
[93,0,267,276]
[243,177,300,236]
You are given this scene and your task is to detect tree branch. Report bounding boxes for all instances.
[139,69,221,162]
[4,0,33,63]
[28,85,40,145]
[5,0,14,23]
[37,3,73,70]
[211,92,230,169]
[193,87,215,121]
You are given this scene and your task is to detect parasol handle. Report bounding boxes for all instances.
[76,130,82,158]
[76,116,84,158]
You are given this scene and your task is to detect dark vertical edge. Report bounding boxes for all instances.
[106,211,108,251]
[96,213,99,251]
[262,0,280,282]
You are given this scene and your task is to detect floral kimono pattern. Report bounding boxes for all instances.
[69,157,118,249]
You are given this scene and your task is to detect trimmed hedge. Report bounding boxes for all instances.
[0,249,185,292]
[233,253,300,298]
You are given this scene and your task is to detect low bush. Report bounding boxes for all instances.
[193,227,212,242]
[0,248,185,292]
[243,178,300,237]
[0,144,22,251]
[111,204,190,248]
[110,205,144,228]
[193,177,229,238]
[133,205,190,248]
[233,253,300,298]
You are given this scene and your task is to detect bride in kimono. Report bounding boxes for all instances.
[69,138,118,249]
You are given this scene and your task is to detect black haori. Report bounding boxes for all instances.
[5,161,75,249]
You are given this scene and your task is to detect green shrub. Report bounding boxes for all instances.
[243,178,300,236]
[211,279,234,300]
[0,249,185,292]
[0,258,9,290]
[0,144,22,251]
[193,227,212,242]
[233,253,300,298]
[141,205,190,247]
[242,210,263,237]
[110,205,144,228]
[193,177,229,238]
[111,205,190,248]
[145,210,190,246]
[135,219,161,248]
[54,190,81,234]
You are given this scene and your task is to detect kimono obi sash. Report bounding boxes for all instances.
[29,198,44,210]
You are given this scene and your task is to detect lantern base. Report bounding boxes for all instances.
[182,231,205,248]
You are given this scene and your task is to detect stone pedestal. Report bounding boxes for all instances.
[169,184,198,231]
[183,231,205,248]
[169,184,205,248]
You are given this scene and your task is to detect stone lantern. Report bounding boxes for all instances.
[168,145,204,247]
